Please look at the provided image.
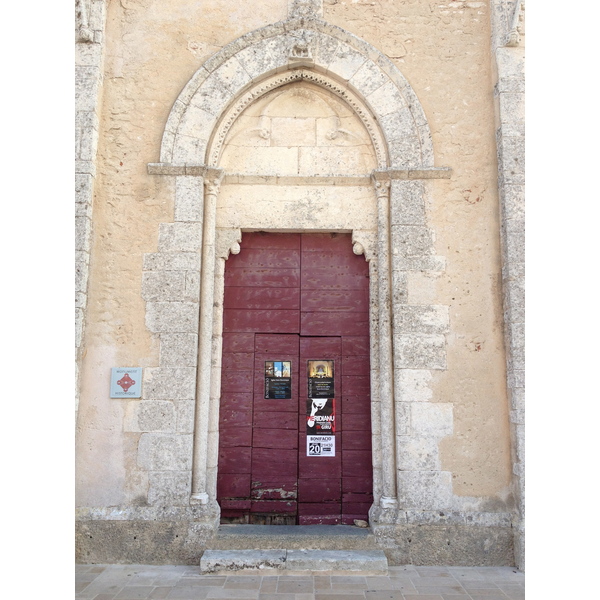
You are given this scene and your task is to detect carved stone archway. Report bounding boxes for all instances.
[144,11,452,541]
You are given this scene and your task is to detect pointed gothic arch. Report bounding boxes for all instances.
[158,18,434,170]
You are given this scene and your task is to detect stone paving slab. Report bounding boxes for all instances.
[76,564,525,599]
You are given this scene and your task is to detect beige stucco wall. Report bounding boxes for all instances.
[325,0,511,501]
[76,0,511,512]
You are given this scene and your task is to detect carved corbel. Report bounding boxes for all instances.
[216,229,243,261]
[352,230,377,263]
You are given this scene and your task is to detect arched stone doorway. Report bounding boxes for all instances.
[144,13,451,538]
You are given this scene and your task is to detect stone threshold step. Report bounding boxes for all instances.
[201,549,388,575]
[210,524,378,551]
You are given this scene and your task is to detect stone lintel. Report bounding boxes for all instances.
[372,168,452,181]
[147,165,452,182]
[148,163,224,178]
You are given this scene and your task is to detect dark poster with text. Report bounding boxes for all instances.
[264,361,292,399]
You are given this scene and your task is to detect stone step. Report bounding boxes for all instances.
[208,524,378,551]
[200,548,389,575]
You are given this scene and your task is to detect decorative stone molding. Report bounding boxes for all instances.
[215,228,243,260]
[351,230,377,263]
[76,0,94,43]
[289,30,316,62]
[206,69,389,169]
[148,168,451,182]
[160,19,435,169]
[289,0,323,19]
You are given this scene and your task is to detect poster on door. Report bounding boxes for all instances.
[306,397,336,436]
[307,360,335,398]
[264,361,292,399]
[307,435,335,457]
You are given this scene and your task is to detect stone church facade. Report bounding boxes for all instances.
[75,0,525,568]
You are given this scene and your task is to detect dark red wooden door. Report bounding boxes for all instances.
[218,232,372,524]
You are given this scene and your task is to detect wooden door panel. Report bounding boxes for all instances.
[251,447,298,479]
[225,267,300,288]
[342,355,371,376]
[301,269,370,290]
[341,395,371,415]
[342,450,372,478]
[219,447,251,474]
[251,500,297,514]
[218,473,251,499]
[298,450,341,479]
[227,247,301,269]
[342,476,373,495]
[341,375,371,393]
[219,426,253,447]
[254,411,298,429]
[255,333,300,353]
[342,336,370,355]
[300,312,369,336]
[252,428,298,449]
[224,286,300,310]
[341,432,371,450]
[222,332,255,352]
[224,308,300,333]
[301,288,369,312]
[219,408,253,429]
[298,478,341,503]
[220,370,253,392]
[221,351,254,370]
[299,335,342,355]
[218,232,373,524]
[243,231,301,250]
[251,479,297,500]
[300,232,353,253]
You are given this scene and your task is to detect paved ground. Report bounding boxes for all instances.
[75,564,525,599]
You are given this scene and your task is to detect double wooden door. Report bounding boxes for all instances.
[217,232,372,524]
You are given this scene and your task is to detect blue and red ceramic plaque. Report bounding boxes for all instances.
[110,367,142,398]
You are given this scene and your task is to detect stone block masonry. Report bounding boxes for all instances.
[490,0,526,571]
[75,0,521,569]
[75,0,108,417]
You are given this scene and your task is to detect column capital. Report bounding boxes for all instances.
[203,168,225,196]
[371,174,391,200]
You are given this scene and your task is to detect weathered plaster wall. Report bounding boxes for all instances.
[325,0,512,502]
[76,0,517,565]
[76,0,289,507]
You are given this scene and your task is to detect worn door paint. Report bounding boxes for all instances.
[217,232,372,524]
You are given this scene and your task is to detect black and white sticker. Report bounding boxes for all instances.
[307,435,335,457]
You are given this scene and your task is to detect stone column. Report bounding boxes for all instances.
[190,168,224,504]
[490,0,525,570]
[75,0,108,421]
[205,229,242,502]
[371,173,398,511]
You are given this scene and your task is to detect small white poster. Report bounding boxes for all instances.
[307,435,335,457]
